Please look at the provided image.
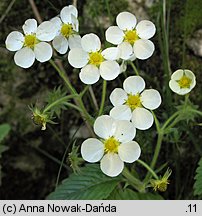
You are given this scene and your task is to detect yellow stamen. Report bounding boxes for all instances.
[124,30,139,45]
[88,51,104,66]
[61,23,73,37]
[104,137,120,153]
[178,75,192,88]
[24,34,37,48]
[125,94,141,110]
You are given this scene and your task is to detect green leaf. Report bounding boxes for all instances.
[108,188,164,200]
[0,124,11,143]
[0,123,10,186]
[194,157,202,196]
[47,164,122,200]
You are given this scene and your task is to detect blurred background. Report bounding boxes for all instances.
[0,0,202,199]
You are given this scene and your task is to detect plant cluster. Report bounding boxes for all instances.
[4,2,202,199]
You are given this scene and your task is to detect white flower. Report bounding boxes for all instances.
[68,33,121,84]
[109,76,161,130]
[169,69,196,95]
[5,19,56,68]
[106,12,156,60]
[81,115,141,177]
[51,5,81,54]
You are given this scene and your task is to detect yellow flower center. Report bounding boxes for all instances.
[178,75,192,88]
[88,51,104,66]
[124,30,139,45]
[104,137,120,153]
[61,23,73,37]
[24,34,37,48]
[125,94,141,110]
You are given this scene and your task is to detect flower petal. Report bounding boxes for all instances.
[133,39,154,60]
[105,26,124,45]
[184,69,196,90]
[100,153,124,177]
[118,141,141,163]
[110,105,132,121]
[14,47,35,68]
[60,5,78,24]
[118,42,133,60]
[79,64,100,84]
[101,47,120,61]
[110,88,128,106]
[169,79,181,94]
[116,12,137,30]
[34,42,52,62]
[132,107,154,130]
[36,21,57,41]
[94,115,116,139]
[52,35,68,54]
[68,48,88,68]
[22,19,37,34]
[114,120,136,143]
[141,89,162,110]
[81,33,101,52]
[71,15,79,32]
[184,69,196,80]
[69,34,82,49]
[50,17,62,35]
[100,60,120,80]
[177,88,192,95]
[123,76,145,94]
[5,31,24,51]
[171,69,184,80]
[136,20,156,39]
[81,138,104,162]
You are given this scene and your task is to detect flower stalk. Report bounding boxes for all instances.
[98,80,107,116]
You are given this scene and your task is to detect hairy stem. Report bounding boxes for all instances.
[43,95,77,113]
[98,80,107,116]
[129,61,139,76]
[89,86,99,111]
[49,60,94,135]
[137,159,158,180]
[122,167,145,193]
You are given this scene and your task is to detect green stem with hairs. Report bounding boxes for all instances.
[49,59,77,95]
[64,102,83,112]
[129,61,139,76]
[49,59,94,127]
[162,110,182,130]
[43,95,77,113]
[98,80,107,116]
[122,167,145,192]
[137,159,158,180]
[89,86,99,111]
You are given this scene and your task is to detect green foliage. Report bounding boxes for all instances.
[47,164,122,200]
[176,100,199,123]
[0,123,11,186]
[194,157,202,197]
[108,188,163,200]
[181,0,202,37]
[0,123,10,143]
[45,86,68,118]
